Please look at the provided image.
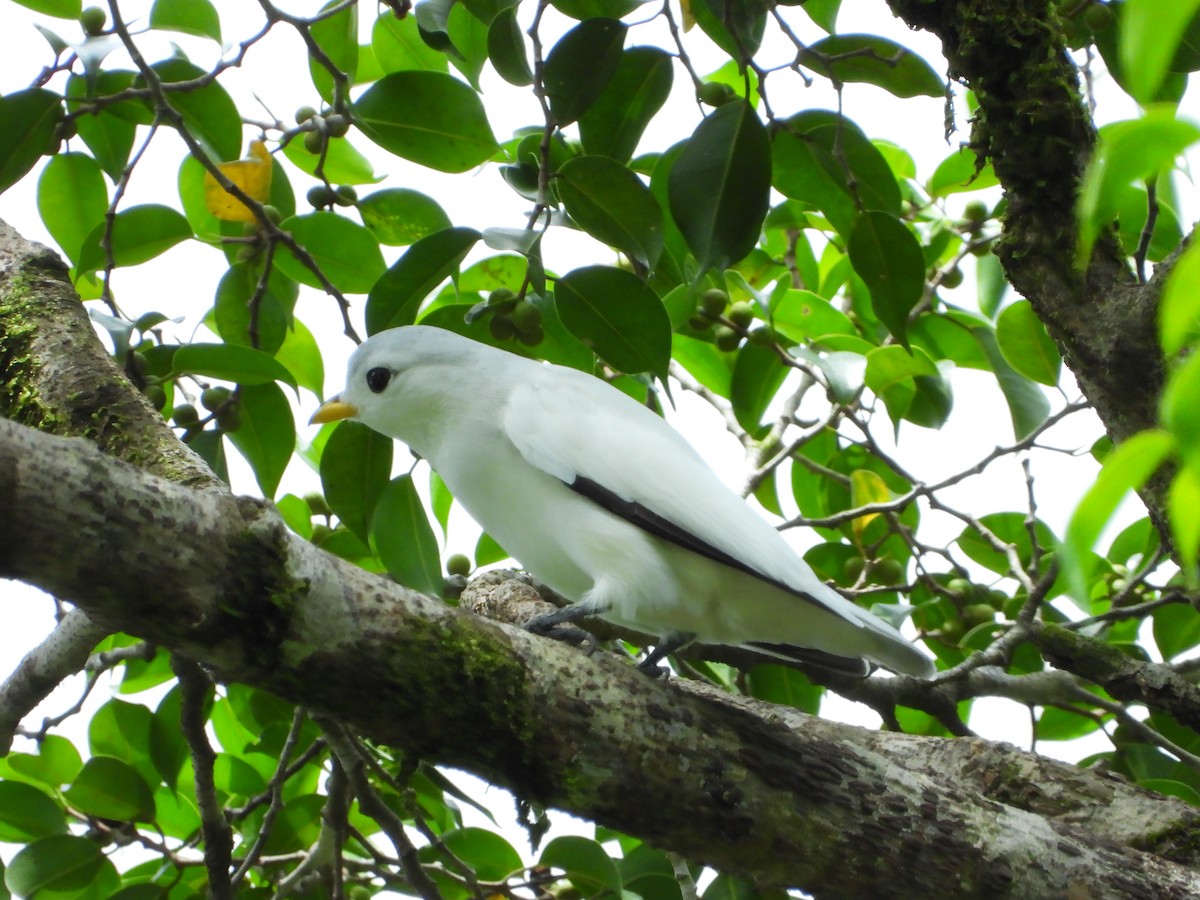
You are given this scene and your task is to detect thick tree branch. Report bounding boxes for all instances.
[1,417,1199,897]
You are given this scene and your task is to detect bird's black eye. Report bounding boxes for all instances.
[365,367,391,393]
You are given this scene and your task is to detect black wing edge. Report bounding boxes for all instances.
[748,641,871,677]
[567,475,841,618]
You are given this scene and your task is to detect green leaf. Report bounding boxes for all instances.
[1170,463,1200,580]
[373,12,447,73]
[0,88,62,194]
[554,266,672,379]
[64,757,155,822]
[771,289,855,342]
[276,317,326,397]
[557,156,663,267]
[320,420,394,544]
[1154,599,1200,660]
[928,147,999,197]
[973,326,1051,439]
[1062,429,1175,601]
[1078,110,1200,265]
[367,227,480,335]
[447,3,490,90]
[0,783,67,842]
[578,46,673,163]
[1,735,82,789]
[150,0,222,42]
[358,188,452,246]
[37,153,108,264]
[691,0,765,63]
[1121,0,1200,103]
[744,664,822,713]
[1162,350,1200,471]
[212,263,294,355]
[540,836,622,894]
[731,342,788,432]
[354,71,498,173]
[146,59,242,160]
[996,299,1061,385]
[1036,705,1103,742]
[227,383,294,497]
[275,211,386,294]
[669,101,771,271]
[174,343,298,389]
[801,34,943,97]
[76,204,192,276]
[370,475,444,596]
[976,251,1008,318]
[309,0,358,103]
[6,835,119,898]
[795,0,840,32]
[771,111,901,237]
[420,828,522,882]
[13,0,80,16]
[281,134,381,185]
[1161,238,1200,356]
[487,7,533,86]
[847,210,924,347]
[543,18,627,125]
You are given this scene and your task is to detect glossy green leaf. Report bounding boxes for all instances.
[1116,182,1182,263]
[212,263,294,355]
[76,204,192,275]
[276,317,326,397]
[1078,110,1200,265]
[420,828,523,882]
[13,0,80,15]
[174,343,298,389]
[540,836,622,894]
[1121,0,1200,103]
[281,134,381,185]
[731,342,789,432]
[275,211,386,294]
[320,420,394,544]
[771,289,855,342]
[554,265,672,379]
[0,88,61,193]
[367,227,481,334]
[795,0,840,32]
[672,333,732,398]
[64,757,155,822]
[5,835,119,898]
[146,59,241,160]
[227,383,294,498]
[1062,429,1175,600]
[1154,599,1200,660]
[1164,349,1200,472]
[928,147,999,197]
[354,71,498,173]
[771,111,901,236]
[996,299,1061,385]
[908,315,990,370]
[557,156,663,267]
[36,153,107,264]
[1161,238,1200,356]
[847,211,924,347]
[744,664,822,713]
[669,101,771,271]
[544,18,627,125]
[801,34,943,97]
[373,12,447,73]
[973,326,1051,439]
[358,188,452,246]
[0,783,67,842]
[309,0,358,103]
[487,7,532,85]
[976,251,1008,318]
[150,0,222,42]
[1036,705,1102,742]
[578,46,673,163]
[552,0,641,17]
[1170,465,1200,581]
[447,2,490,90]
[1,735,82,789]
[370,475,444,596]
[691,0,765,63]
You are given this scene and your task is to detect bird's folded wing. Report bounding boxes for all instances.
[502,370,840,611]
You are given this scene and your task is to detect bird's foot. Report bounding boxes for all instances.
[635,632,695,678]
[525,608,598,655]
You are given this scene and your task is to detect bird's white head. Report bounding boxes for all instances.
[309,326,514,450]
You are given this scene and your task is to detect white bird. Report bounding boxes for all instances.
[311,325,933,678]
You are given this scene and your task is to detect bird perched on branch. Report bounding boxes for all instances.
[312,325,933,678]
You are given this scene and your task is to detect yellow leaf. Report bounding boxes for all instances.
[849,469,891,543]
[204,140,273,222]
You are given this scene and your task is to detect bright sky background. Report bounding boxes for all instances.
[1,0,1197,877]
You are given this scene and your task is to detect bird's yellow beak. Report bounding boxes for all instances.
[309,396,359,425]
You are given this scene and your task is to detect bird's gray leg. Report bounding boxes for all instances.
[525,604,599,654]
[637,632,695,676]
